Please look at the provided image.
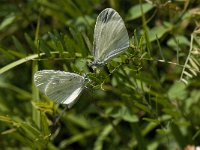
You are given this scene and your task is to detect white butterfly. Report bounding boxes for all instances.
[34,8,129,107]
[34,70,86,108]
[91,8,129,66]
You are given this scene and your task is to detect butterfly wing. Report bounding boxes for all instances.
[34,70,85,107]
[93,8,129,65]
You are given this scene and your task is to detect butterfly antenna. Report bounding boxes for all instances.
[53,105,69,125]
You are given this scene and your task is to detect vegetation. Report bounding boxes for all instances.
[0,0,200,149]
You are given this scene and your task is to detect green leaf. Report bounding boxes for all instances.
[171,123,190,148]
[142,122,159,136]
[40,112,50,138]
[0,47,15,60]
[147,22,173,42]
[24,33,36,52]
[162,108,181,118]
[143,118,160,124]
[20,122,41,141]
[168,81,187,100]
[94,125,113,150]
[0,82,32,99]
[19,122,48,149]
[0,115,16,124]
[156,128,170,135]
[39,39,52,57]
[60,127,101,148]
[192,129,200,140]
[167,35,190,48]
[7,49,26,58]
[0,13,16,31]
[12,36,26,53]
[65,113,92,129]
[93,120,120,150]
[134,102,151,113]
[126,3,154,21]
[109,106,138,123]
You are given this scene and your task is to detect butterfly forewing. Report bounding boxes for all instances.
[34,70,85,107]
[93,8,129,65]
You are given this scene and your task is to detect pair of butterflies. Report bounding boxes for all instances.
[34,8,130,108]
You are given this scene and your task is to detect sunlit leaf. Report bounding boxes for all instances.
[126,3,154,21]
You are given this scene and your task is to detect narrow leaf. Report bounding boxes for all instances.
[180,78,188,85]
[188,68,197,76]
[126,3,154,21]
[12,36,26,53]
[0,14,16,30]
[183,71,193,78]
[24,33,36,52]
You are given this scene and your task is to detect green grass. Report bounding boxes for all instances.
[0,0,200,149]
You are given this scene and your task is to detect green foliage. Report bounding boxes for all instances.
[0,0,200,150]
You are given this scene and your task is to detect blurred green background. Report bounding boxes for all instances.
[0,0,200,149]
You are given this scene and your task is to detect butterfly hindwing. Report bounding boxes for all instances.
[34,70,85,107]
[93,8,129,65]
